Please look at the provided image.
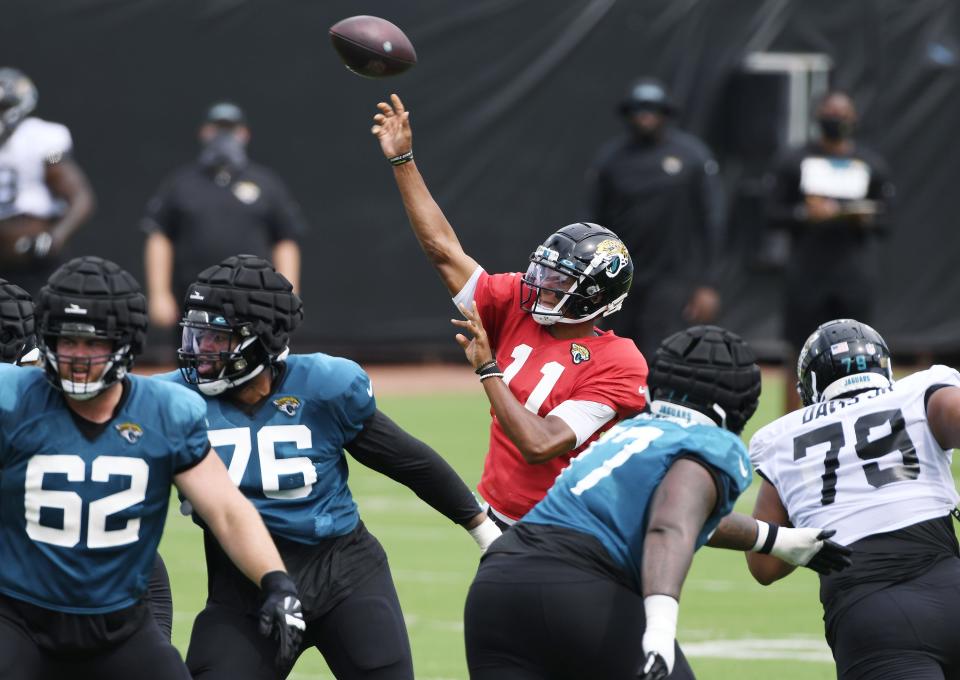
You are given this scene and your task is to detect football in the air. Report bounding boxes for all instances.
[329,15,417,78]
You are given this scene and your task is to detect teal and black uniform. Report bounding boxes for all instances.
[157,353,482,680]
[0,364,208,679]
[465,413,753,680]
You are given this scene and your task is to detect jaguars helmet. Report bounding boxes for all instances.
[178,254,303,396]
[648,325,761,435]
[35,257,148,400]
[0,68,37,145]
[0,278,38,365]
[797,318,893,407]
[520,222,633,326]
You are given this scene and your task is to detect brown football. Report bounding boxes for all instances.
[329,15,417,78]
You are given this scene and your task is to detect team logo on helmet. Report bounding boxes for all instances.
[115,422,144,444]
[570,343,591,364]
[593,240,630,278]
[273,396,302,417]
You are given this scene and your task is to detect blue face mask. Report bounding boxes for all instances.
[199,130,247,172]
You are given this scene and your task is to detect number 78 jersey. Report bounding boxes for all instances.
[470,272,648,520]
[749,365,960,545]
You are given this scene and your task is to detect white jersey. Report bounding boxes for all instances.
[0,117,72,220]
[750,365,960,545]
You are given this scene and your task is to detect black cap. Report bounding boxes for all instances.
[619,78,677,116]
[204,101,246,126]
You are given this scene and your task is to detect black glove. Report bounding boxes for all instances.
[637,652,670,680]
[804,530,853,575]
[258,571,306,670]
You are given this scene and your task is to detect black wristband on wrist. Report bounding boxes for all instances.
[260,570,297,595]
[475,360,499,376]
[758,523,779,555]
[388,150,414,166]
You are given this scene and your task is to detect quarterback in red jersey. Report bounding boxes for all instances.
[372,95,648,527]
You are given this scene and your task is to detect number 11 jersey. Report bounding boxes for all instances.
[749,365,960,545]
[469,271,648,520]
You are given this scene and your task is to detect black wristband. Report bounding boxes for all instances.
[475,360,499,376]
[388,150,414,166]
[260,570,297,596]
[758,523,779,555]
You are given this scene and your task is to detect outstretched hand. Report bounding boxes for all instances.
[371,93,412,159]
[452,302,494,371]
[770,527,853,574]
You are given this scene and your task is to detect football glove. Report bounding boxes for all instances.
[258,571,306,670]
[754,522,853,574]
[638,652,670,680]
[640,595,677,677]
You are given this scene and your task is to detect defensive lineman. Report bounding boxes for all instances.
[748,318,960,679]
[0,257,304,679]
[159,255,497,679]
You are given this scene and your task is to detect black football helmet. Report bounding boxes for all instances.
[520,222,633,326]
[35,257,148,400]
[0,278,38,365]
[0,68,37,145]
[797,318,893,407]
[648,325,761,435]
[178,255,303,395]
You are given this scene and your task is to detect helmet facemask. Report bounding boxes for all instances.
[40,322,132,401]
[178,309,274,396]
[520,244,628,326]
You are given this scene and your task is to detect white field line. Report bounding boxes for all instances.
[682,638,833,663]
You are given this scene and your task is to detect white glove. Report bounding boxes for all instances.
[467,516,502,553]
[641,594,678,675]
[753,521,852,574]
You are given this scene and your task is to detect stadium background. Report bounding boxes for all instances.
[3,0,960,361]
[5,1,960,677]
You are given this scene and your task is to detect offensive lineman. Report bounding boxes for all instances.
[0,68,95,293]
[158,255,498,679]
[462,326,852,680]
[747,319,960,679]
[372,94,647,528]
[0,257,305,679]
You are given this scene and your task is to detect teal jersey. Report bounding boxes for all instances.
[0,364,209,614]
[156,353,375,543]
[523,414,752,590]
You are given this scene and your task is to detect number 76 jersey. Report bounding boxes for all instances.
[749,365,960,545]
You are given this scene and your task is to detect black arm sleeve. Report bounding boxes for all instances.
[345,409,482,525]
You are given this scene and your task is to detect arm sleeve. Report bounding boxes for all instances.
[265,173,307,243]
[546,400,616,448]
[345,409,483,525]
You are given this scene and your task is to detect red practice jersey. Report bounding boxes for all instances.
[471,271,648,519]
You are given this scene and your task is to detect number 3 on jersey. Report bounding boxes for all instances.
[209,424,316,500]
[502,344,565,414]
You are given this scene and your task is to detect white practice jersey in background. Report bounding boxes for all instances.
[0,117,72,220]
[750,365,960,545]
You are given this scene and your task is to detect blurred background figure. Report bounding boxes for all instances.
[765,90,895,411]
[141,101,306,333]
[0,67,95,295]
[585,77,726,362]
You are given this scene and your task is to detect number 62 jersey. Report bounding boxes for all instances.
[749,365,960,545]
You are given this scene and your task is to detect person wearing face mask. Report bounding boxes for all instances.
[765,90,895,412]
[142,102,307,333]
[584,77,726,362]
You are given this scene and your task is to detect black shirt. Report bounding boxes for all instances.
[586,127,726,287]
[142,161,306,302]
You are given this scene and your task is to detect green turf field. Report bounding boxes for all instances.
[159,371,958,679]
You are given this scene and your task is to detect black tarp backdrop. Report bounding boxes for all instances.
[2,0,959,362]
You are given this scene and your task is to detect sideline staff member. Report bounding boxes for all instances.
[142,102,306,329]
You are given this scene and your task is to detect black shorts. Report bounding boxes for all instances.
[0,594,189,680]
[464,552,695,680]
[187,522,412,680]
[828,557,960,680]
